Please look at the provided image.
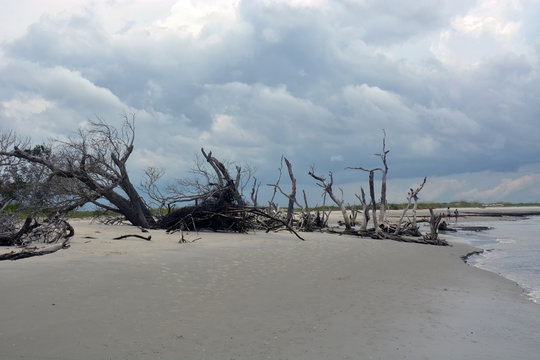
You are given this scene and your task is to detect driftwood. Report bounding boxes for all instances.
[267,156,302,226]
[326,225,448,246]
[347,167,381,231]
[308,170,351,230]
[113,234,152,241]
[394,177,427,235]
[0,238,71,261]
[375,130,389,223]
[422,209,445,245]
[160,204,305,241]
[0,214,38,246]
[355,188,370,231]
[0,214,75,260]
[438,221,457,232]
[0,214,74,246]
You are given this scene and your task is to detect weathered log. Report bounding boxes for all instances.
[0,238,70,261]
[325,227,447,245]
[438,221,457,232]
[113,234,151,241]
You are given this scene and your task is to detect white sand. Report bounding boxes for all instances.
[1,216,540,359]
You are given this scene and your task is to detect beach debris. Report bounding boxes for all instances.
[0,115,157,229]
[354,188,370,231]
[112,234,151,241]
[394,177,427,235]
[438,221,457,232]
[422,209,446,245]
[309,169,352,230]
[0,238,71,261]
[0,214,74,260]
[146,149,304,240]
[267,156,299,227]
[454,225,493,232]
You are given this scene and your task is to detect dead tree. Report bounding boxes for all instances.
[0,134,77,214]
[283,158,297,225]
[300,189,314,230]
[394,177,426,235]
[355,187,370,231]
[156,148,254,232]
[0,114,156,228]
[317,192,333,228]
[308,169,351,230]
[267,158,283,215]
[0,214,74,260]
[347,166,381,232]
[139,166,176,217]
[0,214,37,246]
[250,177,260,208]
[267,157,299,226]
[346,131,390,230]
[376,130,389,223]
[348,203,359,227]
[423,208,446,245]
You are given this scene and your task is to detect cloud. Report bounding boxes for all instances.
[0,0,539,202]
[155,0,240,38]
[431,0,532,66]
[460,175,537,200]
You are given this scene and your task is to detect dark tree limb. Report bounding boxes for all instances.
[0,214,37,246]
[0,238,71,261]
[113,234,151,241]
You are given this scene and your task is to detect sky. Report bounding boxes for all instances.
[0,0,539,205]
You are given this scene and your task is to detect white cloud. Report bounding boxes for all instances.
[451,0,522,39]
[461,175,537,200]
[431,0,530,67]
[2,95,54,117]
[154,0,240,38]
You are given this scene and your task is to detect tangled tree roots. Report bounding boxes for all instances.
[158,204,304,240]
[0,214,74,260]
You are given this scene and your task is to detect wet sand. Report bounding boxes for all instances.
[1,210,539,359]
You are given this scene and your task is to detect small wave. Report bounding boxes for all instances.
[449,216,540,305]
[525,288,540,304]
[496,237,516,244]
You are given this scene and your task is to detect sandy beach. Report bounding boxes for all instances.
[1,209,540,359]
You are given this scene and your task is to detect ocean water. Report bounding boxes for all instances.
[442,216,540,304]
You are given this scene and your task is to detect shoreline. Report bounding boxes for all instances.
[1,210,540,359]
[442,214,540,305]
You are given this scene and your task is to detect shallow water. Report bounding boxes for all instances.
[442,216,540,303]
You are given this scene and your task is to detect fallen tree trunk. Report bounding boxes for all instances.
[0,238,71,261]
[0,214,38,246]
[326,227,448,246]
[0,214,75,260]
